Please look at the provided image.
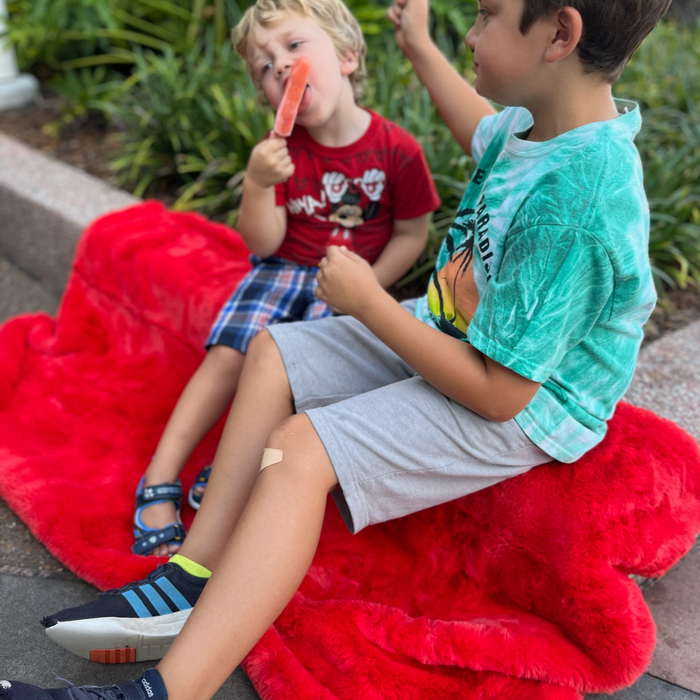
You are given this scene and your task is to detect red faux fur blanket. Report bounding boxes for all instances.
[1,202,699,699]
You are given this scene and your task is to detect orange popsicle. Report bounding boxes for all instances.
[274,57,311,137]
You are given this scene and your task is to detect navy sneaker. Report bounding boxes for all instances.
[40,563,206,663]
[0,669,167,700]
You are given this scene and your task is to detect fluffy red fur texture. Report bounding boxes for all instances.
[1,202,699,699]
[0,202,250,584]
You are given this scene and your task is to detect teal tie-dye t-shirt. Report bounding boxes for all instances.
[415,100,656,463]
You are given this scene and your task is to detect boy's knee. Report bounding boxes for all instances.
[263,415,337,491]
[267,414,309,457]
[201,345,246,388]
[246,330,280,365]
[206,344,243,370]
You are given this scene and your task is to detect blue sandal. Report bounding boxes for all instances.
[187,465,211,510]
[132,477,187,555]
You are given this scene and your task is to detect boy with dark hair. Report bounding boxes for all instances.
[3,0,671,697]
[518,0,667,83]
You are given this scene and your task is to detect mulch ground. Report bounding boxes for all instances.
[2,91,699,345]
[0,93,121,185]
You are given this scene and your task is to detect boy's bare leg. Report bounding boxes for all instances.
[175,331,298,570]
[139,345,245,556]
[157,412,338,700]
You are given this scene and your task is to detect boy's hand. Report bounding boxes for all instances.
[388,0,431,58]
[315,246,384,318]
[246,136,294,189]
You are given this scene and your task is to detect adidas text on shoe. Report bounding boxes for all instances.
[0,669,168,700]
[40,563,206,663]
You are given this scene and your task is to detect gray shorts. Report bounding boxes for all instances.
[268,301,551,533]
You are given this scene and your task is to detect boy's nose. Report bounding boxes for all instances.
[465,31,475,51]
[275,59,293,78]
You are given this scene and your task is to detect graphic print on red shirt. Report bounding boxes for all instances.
[274,110,441,267]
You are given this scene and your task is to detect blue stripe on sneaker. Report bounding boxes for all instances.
[122,590,152,618]
[139,584,174,616]
[155,577,192,611]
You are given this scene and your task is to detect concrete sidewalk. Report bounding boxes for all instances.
[1,133,699,699]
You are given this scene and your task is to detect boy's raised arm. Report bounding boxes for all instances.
[388,0,495,155]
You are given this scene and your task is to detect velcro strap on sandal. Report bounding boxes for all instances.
[194,466,211,485]
[132,523,187,555]
[136,483,183,508]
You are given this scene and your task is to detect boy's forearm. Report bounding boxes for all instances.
[404,39,495,155]
[371,219,429,288]
[237,178,287,257]
[355,293,539,421]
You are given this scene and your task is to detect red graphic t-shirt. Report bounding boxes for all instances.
[274,109,441,266]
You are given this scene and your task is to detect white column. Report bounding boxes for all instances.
[0,0,39,111]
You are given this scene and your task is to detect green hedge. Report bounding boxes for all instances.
[6,1,699,292]
[616,20,700,290]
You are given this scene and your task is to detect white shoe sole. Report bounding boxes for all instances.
[44,609,192,663]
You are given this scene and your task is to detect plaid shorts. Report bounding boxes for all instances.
[206,256,333,353]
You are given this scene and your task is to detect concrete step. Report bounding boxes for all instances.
[0,255,59,325]
[0,132,136,298]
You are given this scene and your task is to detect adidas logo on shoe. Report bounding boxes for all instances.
[0,668,168,700]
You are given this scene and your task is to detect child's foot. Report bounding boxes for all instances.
[40,561,207,663]
[0,668,167,700]
[133,478,186,557]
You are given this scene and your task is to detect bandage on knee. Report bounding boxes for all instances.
[260,448,283,471]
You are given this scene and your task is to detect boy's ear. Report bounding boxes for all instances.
[544,6,583,64]
[339,48,360,76]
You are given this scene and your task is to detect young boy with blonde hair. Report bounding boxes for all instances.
[5,0,670,697]
[132,0,439,558]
